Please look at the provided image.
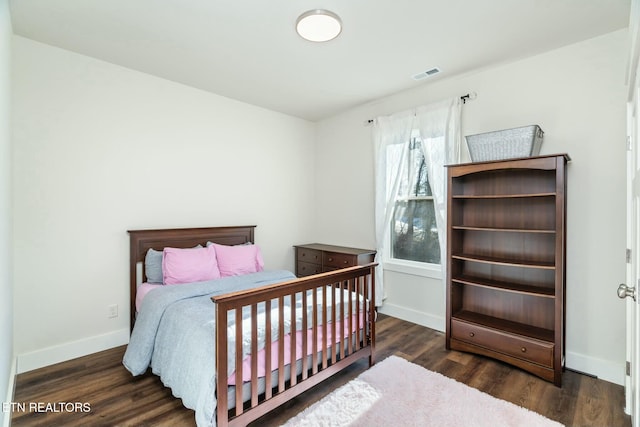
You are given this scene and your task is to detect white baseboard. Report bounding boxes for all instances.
[12,317,626,388]
[565,350,625,386]
[378,304,625,386]
[16,329,129,374]
[379,303,445,333]
[2,356,16,427]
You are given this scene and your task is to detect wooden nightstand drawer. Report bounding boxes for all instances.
[323,252,356,269]
[294,244,376,278]
[296,247,322,264]
[451,319,553,368]
[297,261,322,277]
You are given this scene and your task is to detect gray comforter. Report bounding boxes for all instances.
[122,270,297,427]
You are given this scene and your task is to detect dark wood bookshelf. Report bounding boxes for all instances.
[446,154,569,386]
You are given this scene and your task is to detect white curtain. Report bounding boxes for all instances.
[372,97,462,306]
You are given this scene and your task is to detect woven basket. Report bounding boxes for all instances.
[466,125,543,162]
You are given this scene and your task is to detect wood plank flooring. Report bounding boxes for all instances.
[11,315,630,427]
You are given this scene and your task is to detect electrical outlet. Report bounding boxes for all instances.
[108,304,118,318]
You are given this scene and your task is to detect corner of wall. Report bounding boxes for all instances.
[0,0,12,425]
[2,357,16,427]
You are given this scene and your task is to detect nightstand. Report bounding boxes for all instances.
[294,243,376,277]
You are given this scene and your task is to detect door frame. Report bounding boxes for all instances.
[626,93,639,424]
[626,1,640,422]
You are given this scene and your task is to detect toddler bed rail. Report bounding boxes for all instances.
[214,263,376,427]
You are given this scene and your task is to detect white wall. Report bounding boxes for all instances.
[315,30,628,384]
[11,36,317,372]
[0,0,12,425]
[9,23,629,388]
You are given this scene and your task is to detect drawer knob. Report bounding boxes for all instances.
[344,260,348,264]
[521,347,527,353]
[328,257,333,262]
[469,332,475,337]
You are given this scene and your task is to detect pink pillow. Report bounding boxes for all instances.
[162,245,220,285]
[211,243,264,277]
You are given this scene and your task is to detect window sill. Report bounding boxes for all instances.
[383,260,442,279]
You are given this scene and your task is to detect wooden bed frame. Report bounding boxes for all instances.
[128,225,377,427]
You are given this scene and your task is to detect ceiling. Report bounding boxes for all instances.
[9,0,631,122]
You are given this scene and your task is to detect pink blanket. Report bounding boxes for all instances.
[229,312,364,385]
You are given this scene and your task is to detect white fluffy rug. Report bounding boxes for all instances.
[282,355,563,427]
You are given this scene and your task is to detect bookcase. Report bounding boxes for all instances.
[445,154,569,386]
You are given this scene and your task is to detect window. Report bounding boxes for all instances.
[388,133,440,265]
[372,98,461,303]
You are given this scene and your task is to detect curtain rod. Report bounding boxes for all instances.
[366,92,476,125]
[460,92,476,104]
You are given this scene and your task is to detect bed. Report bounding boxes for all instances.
[123,225,377,427]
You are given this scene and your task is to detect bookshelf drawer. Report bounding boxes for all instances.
[451,318,553,367]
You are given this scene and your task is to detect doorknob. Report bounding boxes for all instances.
[618,283,636,301]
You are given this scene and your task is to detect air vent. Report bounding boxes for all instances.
[412,67,441,80]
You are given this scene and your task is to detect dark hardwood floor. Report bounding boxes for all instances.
[11,315,630,427]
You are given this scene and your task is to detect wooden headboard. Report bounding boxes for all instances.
[127,225,256,331]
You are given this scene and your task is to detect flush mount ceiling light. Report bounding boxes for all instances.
[296,9,342,42]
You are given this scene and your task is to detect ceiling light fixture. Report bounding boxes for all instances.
[296,9,342,42]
